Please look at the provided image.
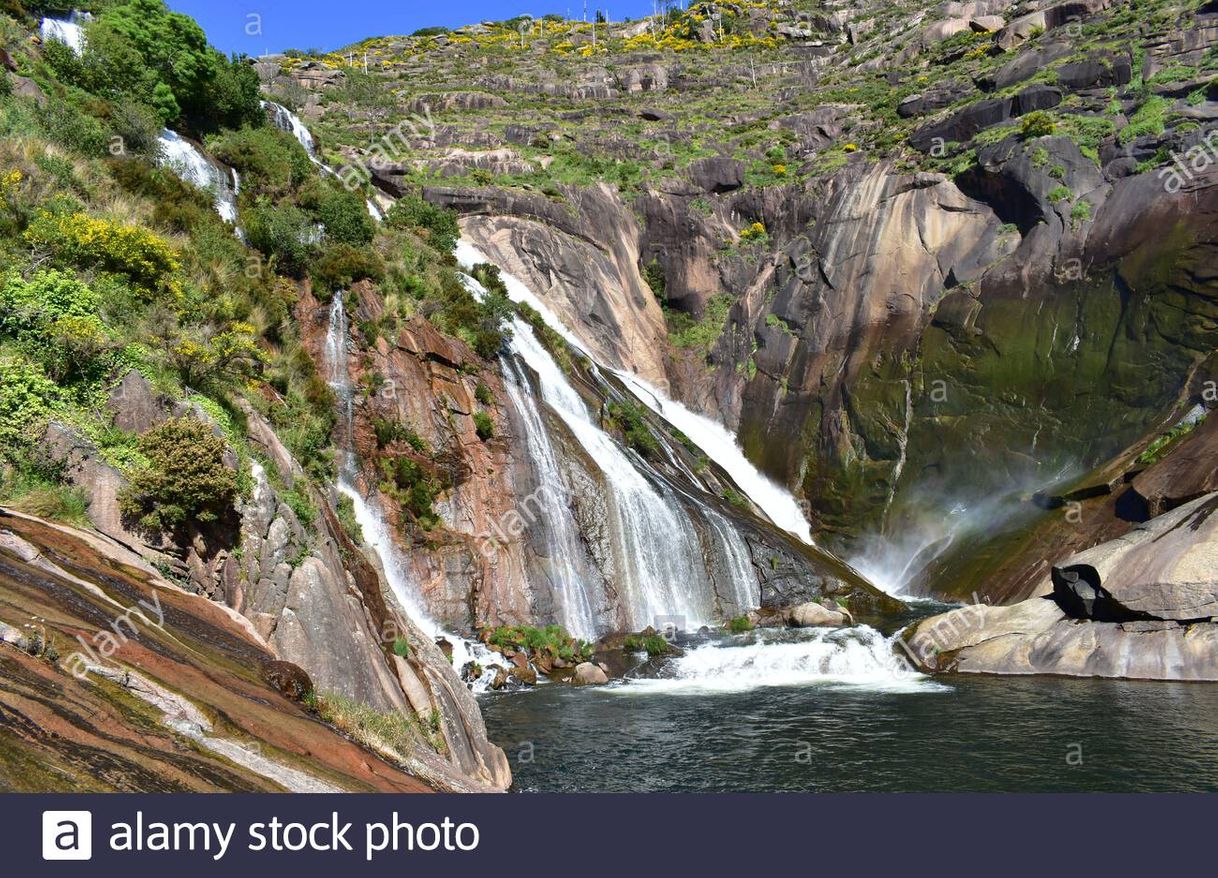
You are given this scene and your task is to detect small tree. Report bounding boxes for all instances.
[120,417,238,532]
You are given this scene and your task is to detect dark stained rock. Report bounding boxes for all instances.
[1012,85,1063,116]
[687,156,745,194]
[261,660,314,702]
[898,83,972,118]
[1131,412,1218,517]
[1056,53,1132,92]
[977,41,1074,91]
[909,98,1013,151]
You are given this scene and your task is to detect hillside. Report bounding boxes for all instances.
[266,0,1218,599]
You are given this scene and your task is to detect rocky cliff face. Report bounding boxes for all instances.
[0,510,435,791]
[294,277,897,637]
[28,366,510,792]
[271,0,1218,603]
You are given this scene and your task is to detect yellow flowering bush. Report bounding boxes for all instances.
[24,211,180,291]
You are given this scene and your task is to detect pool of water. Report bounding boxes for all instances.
[482,630,1218,792]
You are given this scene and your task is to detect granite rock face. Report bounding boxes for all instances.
[903,493,1218,681]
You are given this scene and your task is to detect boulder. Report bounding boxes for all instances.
[508,666,538,686]
[9,75,45,106]
[898,84,972,118]
[108,371,170,434]
[571,662,610,685]
[261,660,313,702]
[903,493,1218,681]
[687,157,745,194]
[908,98,1013,151]
[1012,84,1063,115]
[1056,53,1132,91]
[787,601,849,628]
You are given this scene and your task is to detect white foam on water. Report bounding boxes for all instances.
[155,129,240,226]
[614,628,945,695]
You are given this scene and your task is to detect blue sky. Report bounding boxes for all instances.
[166,1,664,56]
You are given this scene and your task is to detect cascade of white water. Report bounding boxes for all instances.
[40,13,89,56]
[322,289,504,689]
[155,130,240,227]
[261,100,317,158]
[612,370,814,544]
[455,240,814,544]
[617,627,940,694]
[702,507,760,614]
[261,100,385,223]
[503,310,713,631]
[500,355,600,638]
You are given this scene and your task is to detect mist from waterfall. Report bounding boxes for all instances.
[849,461,1082,596]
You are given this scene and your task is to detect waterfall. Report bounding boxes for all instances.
[261,101,316,158]
[261,100,385,223]
[617,628,939,694]
[155,130,240,227]
[611,370,814,544]
[500,355,600,638]
[321,288,505,689]
[460,256,784,633]
[504,309,714,631]
[455,240,814,544]
[40,13,90,56]
[463,269,757,632]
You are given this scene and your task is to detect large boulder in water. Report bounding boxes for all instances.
[571,662,610,686]
[788,601,850,628]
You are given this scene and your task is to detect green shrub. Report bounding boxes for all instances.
[1020,111,1056,139]
[485,624,589,663]
[280,486,316,525]
[207,125,313,198]
[1119,96,1171,144]
[727,615,754,634]
[392,637,410,658]
[384,456,441,528]
[623,633,672,656]
[1070,200,1092,226]
[314,187,375,246]
[372,417,427,452]
[243,201,315,275]
[36,98,109,155]
[311,242,384,292]
[119,417,239,531]
[385,194,459,252]
[0,358,63,446]
[642,259,667,301]
[1047,185,1072,203]
[474,381,493,406]
[473,410,494,441]
[606,400,659,459]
